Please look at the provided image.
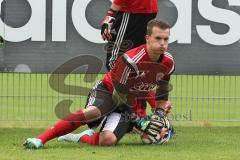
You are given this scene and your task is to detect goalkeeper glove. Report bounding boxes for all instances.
[150,111,171,131]
[101,8,117,41]
[152,108,165,118]
[135,118,164,137]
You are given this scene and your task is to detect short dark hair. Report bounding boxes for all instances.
[146,19,170,35]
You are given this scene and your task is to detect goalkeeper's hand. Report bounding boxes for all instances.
[101,8,117,41]
[152,108,165,118]
[150,113,170,130]
[136,115,168,137]
[151,108,171,129]
[136,119,158,137]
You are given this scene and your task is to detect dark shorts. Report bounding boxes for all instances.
[85,80,134,141]
[85,80,114,127]
[105,12,157,71]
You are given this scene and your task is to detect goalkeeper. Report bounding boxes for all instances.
[101,0,158,70]
[24,19,175,149]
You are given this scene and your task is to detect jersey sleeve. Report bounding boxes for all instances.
[111,55,131,96]
[111,55,131,85]
[162,62,175,81]
[155,79,171,101]
[155,55,175,101]
[113,0,127,6]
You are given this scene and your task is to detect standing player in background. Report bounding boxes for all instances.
[102,0,158,71]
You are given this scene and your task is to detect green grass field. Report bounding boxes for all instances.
[0,127,240,160]
[0,73,240,160]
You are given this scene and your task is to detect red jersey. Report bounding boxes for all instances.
[113,0,158,13]
[102,44,175,107]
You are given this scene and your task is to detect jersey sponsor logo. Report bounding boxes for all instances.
[130,82,158,92]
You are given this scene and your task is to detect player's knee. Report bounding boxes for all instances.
[99,131,117,146]
[82,106,101,121]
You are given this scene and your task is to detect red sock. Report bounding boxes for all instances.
[37,110,86,144]
[80,132,100,145]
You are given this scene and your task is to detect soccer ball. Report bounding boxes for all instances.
[140,117,172,145]
[140,115,173,144]
[141,132,160,144]
[140,128,170,144]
